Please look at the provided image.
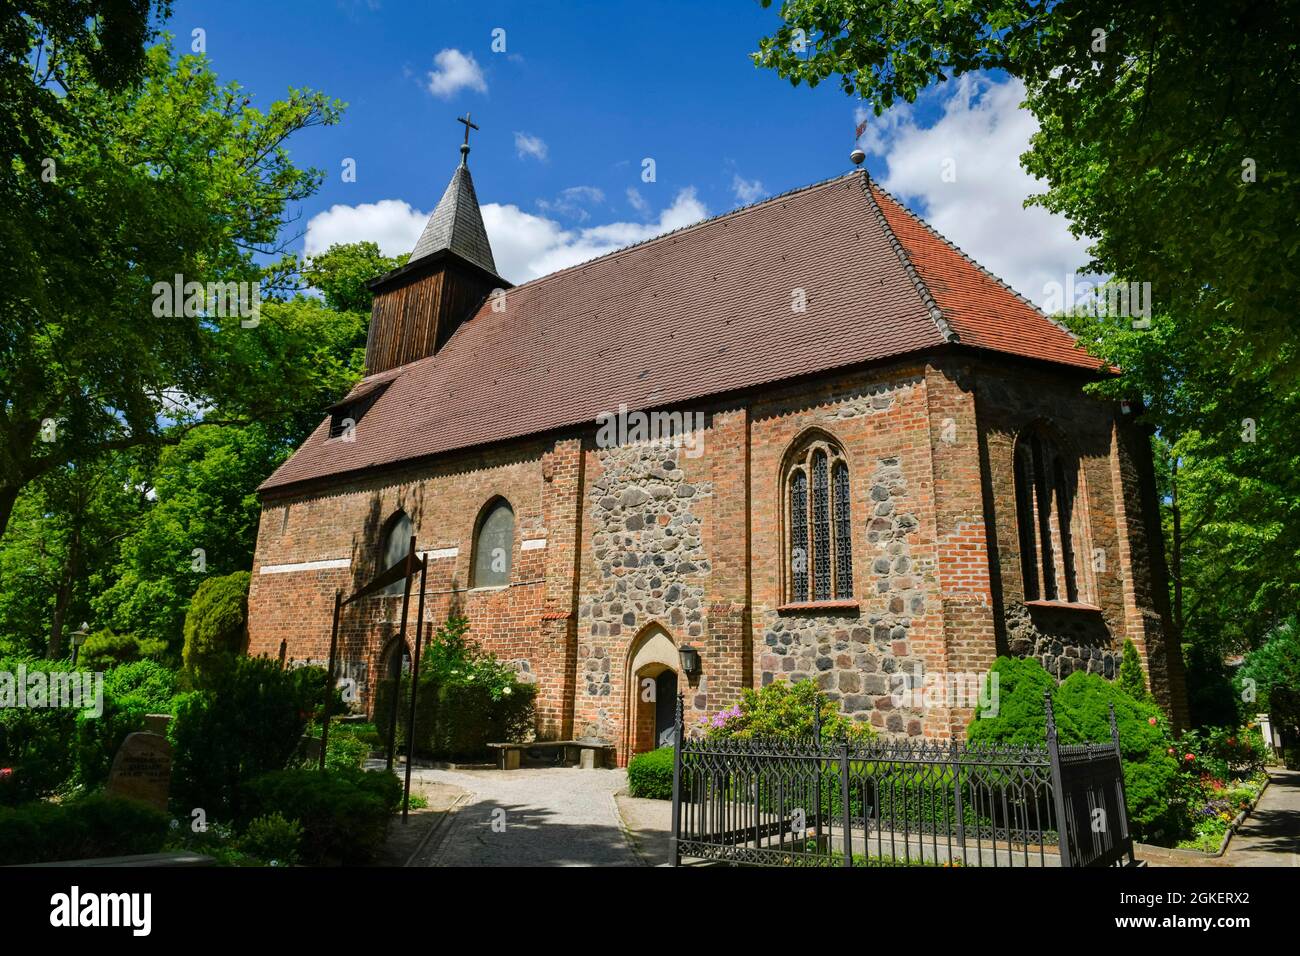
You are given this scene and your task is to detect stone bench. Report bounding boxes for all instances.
[487,740,615,770]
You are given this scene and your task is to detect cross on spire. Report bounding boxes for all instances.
[457,112,479,146]
[456,113,479,167]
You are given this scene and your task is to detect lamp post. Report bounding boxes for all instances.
[69,623,90,666]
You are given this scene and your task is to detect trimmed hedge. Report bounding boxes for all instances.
[0,794,169,865]
[182,571,251,685]
[243,767,402,866]
[627,747,674,800]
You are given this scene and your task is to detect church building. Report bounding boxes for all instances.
[248,132,1188,764]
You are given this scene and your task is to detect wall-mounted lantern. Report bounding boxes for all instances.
[678,643,701,678]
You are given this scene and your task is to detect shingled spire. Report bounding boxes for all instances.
[364,115,509,376]
[408,116,498,274]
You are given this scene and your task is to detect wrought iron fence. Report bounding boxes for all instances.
[670,691,1135,868]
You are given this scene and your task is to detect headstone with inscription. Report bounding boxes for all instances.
[105,732,172,812]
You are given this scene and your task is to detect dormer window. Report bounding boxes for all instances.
[326,381,389,440]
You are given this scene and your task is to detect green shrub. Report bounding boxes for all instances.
[182,571,251,685]
[73,660,178,790]
[0,794,169,865]
[78,629,168,672]
[1055,669,1183,840]
[324,730,370,771]
[244,767,401,865]
[170,656,319,818]
[965,656,1057,746]
[627,746,674,799]
[0,656,78,803]
[703,678,876,743]
[238,811,303,865]
[967,656,1182,842]
[1118,639,1151,702]
[373,616,536,760]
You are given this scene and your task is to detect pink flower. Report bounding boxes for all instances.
[1184,753,1195,762]
[0,768,12,778]
[1148,717,1157,726]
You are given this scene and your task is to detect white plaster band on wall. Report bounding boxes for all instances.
[422,547,459,560]
[259,558,351,575]
[521,538,547,551]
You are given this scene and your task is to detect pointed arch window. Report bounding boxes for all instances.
[379,511,413,595]
[785,437,853,603]
[472,498,514,588]
[1013,426,1082,603]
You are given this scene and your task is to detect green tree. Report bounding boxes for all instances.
[0,39,342,539]
[306,241,408,315]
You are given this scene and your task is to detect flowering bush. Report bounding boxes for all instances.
[702,679,875,743]
[374,616,535,759]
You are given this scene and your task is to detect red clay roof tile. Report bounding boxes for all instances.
[260,172,1103,494]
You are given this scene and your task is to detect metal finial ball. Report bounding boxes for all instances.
[850,148,866,166]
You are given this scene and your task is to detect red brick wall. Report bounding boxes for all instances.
[249,355,1188,760]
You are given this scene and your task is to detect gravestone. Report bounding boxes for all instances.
[105,732,172,812]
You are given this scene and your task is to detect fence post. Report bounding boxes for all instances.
[840,738,852,868]
[1044,690,1073,867]
[951,734,966,864]
[1108,701,1136,864]
[812,692,823,850]
[670,692,684,867]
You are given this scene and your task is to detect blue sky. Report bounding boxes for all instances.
[174,0,1090,302]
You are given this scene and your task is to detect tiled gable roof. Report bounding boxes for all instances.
[260,172,1103,494]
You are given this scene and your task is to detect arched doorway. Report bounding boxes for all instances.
[380,636,411,680]
[625,624,680,760]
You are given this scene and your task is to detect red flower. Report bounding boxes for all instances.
[1184,753,1195,762]
[0,768,12,778]
[1148,717,1157,726]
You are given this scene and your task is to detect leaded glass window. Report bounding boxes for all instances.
[784,436,853,603]
[473,499,514,588]
[790,470,809,602]
[833,461,853,600]
[811,451,831,601]
[380,511,412,595]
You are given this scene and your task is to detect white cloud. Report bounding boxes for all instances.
[731,174,765,204]
[536,185,605,221]
[625,187,649,214]
[426,48,487,99]
[514,131,548,162]
[303,199,427,258]
[483,187,707,283]
[304,189,708,287]
[860,75,1095,307]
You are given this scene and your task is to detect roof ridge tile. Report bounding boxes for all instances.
[860,173,958,344]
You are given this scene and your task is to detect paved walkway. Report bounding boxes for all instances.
[1223,769,1300,867]
[407,767,643,867]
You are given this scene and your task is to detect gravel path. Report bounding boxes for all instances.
[407,767,643,867]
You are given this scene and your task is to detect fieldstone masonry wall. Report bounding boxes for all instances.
[577,440,713,741]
